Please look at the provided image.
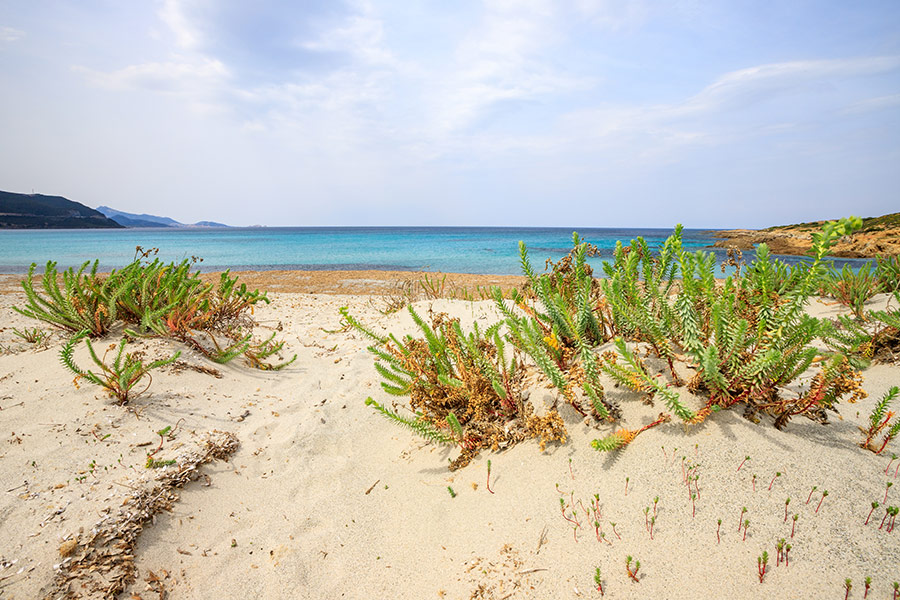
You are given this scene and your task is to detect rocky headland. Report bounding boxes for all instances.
[713,212,900,258]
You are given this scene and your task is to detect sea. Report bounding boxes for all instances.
[0,227,872,276]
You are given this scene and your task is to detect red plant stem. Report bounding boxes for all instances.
[595,523,601,542]
[487,471,494,495]
[737,456,749,471]
[625,478,629,496]
[692,497,696,518]
[791,519,796,538]
[649,520,655,540]
[784,505,789,522]
[816,494,826,514]
[573,526,579,542]
[768,474,778,491]
[885,485,892,504]
[890,514,897,533]
[865,506,876,525]
[888,456,896,475]
[612,523,621,540]
[894,461,899,477]
[806,487,816,504]
[569,461,575,480]
[880,511,888,530]
[865,582,870,598]
[716,524,720,544]
[785,547,789,567]
[752,477,756,492]
[743,527,747,541]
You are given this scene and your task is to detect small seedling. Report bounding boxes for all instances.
[649,515,656,539]
[885,481,894,503]
[569,457,574,480]
[486,459,494,494]
[791,514,798,538]
[653,496,659,516]
[865,501,880,525]
[888,506,899,532]
[594,567,604,596]
[864,576,871,599]
[611,521,621,540]
[880,506,891,529]
[752,473,757,492]
[888,454,899,476]
[691,493,696,518]
[845,579,852,600]
[757,551,768,583]
[737,455,750,472]
[625,556,641,582]
[644,506,650,530]
[716,518,722,544]
[447,486,456,498]
[625,476,630,496]
[893,581,898,600]
[775,538,786,565]
[784,543,791,567]
[816,490,828,514]
[738,507,747,531]
[784,497,791,522]
[743,519,750,541]
[807,485,818,504]
[768,472,781,491]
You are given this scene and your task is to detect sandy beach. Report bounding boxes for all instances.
[1,271,899,599]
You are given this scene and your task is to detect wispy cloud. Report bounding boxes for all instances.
[74,56,228,94]
[0,26,25,42]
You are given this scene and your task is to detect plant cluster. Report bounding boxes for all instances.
[16,256,295,370]
[344,305,566,470]
[352,216,892,469]
[60,332,180,404]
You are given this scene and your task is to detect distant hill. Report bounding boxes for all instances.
[0,190,123,229]
[97,206,230,228]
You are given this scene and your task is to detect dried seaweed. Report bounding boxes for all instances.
[43,430,239,600]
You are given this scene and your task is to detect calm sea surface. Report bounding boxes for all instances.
[0,227,869,275]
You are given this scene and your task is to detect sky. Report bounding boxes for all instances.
[0,1,898,228]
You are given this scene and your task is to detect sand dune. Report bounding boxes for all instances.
[1,286,899,599]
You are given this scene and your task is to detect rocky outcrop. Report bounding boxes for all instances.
[713,214,900,258]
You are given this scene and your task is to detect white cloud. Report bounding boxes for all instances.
[158,0,202,49]
[842,93,900,114]
[74,56,228,93]
[0,26,25,42]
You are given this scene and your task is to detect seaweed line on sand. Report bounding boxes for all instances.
[42,430,239,600]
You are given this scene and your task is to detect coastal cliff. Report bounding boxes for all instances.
[713,212,900,258]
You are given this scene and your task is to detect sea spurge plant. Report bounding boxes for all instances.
[495,238,616,421]
[591,413,671,452]
[16,261,122,337]
[861,386,900,454]
[826,262,883,320]
[60,331,180,404]
[347,305,566,470]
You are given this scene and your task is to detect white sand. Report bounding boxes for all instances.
[1,289,899,599]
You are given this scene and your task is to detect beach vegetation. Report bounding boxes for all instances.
[12,326,48,346]
[343,304,566,470]
[59,331,180,404]
[860,386,900,453]
[17,254,296,371]
[16,261,121,336]
[876,254,900,292]
[825,262,883,319]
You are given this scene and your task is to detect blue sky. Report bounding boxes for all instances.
[1,1,898,227]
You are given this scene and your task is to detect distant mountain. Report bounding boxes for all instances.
[0,190,123,229]
[97,206,230,228]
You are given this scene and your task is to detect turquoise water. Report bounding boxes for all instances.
[0,227,869,275]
